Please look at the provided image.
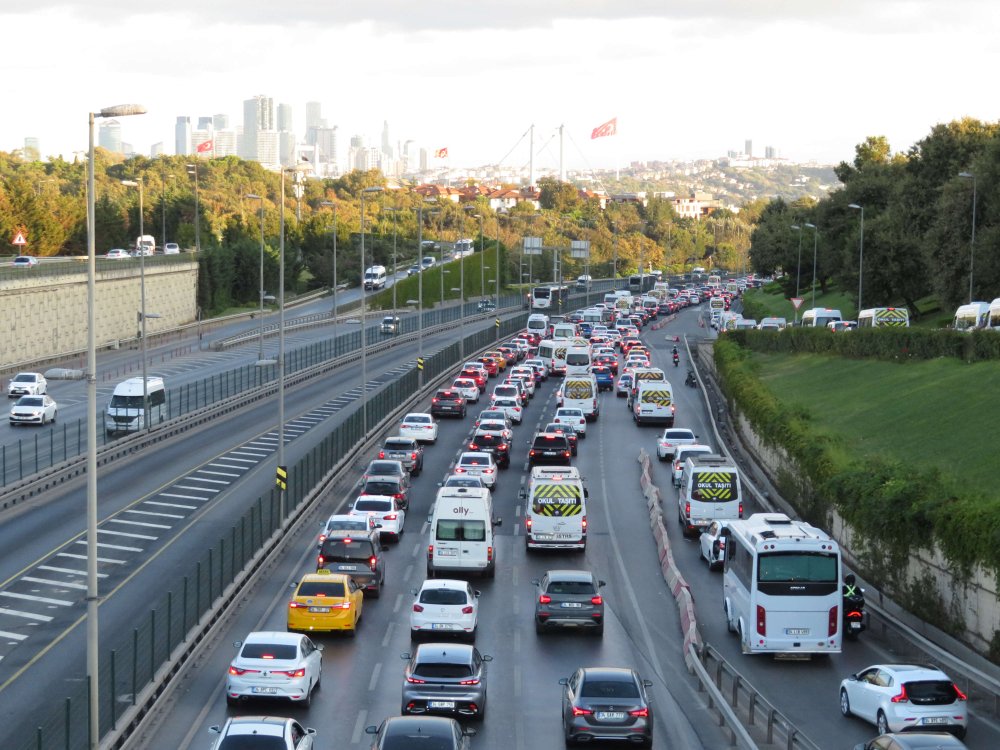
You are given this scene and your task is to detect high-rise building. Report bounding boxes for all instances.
[242,95,274,161]
[150,142,164,157]
[191,128,213,156]
[306,101,324,130]
[277,103,293,133]
[213,113,229,130]
[419,147,428,173]
[197,116,214,131]
[403,140,420,174]
[257,130,280,169]
[280,131,296,167]
[381,120,393,160]
[99,120,123,154]
[765,145,777,159]
[744,139,752,158]
[23,137,40,161]
[315,126,338,168]
[214,129,238,158]
[175,116,191,155]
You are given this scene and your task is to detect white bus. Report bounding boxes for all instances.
[857,307,909,328]
[707,274,722,289]
[531,285,569,310]
[721,513,842,656]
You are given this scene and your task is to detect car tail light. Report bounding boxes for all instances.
[684,502,690,518]
[228,666,260,676]
[629,707,649,718]
[591,594,603,605]
[483,468,494,474]
[406,676,426,684]
[427,545,434,559]
[316,555,324,567]
[288,601,305,608]
[525,517,533,530]
[529,450,536,457]
[582,516,588,531]
[891,684,909,703]
[571,707,593,717]
[469,442,478,450]
[432,398,439,403]
[411,452,417,460]
[539,593,551,604]
[369,556,378,571]
[953,684,968,701]
[378,450,385,459]
[458,678,480,685]
[275,668,306,678]
[756,605,766,636]
[461,605,474,614]
[383,513,398,521]
[413,603,424,613]
[487,546,493,562]
[499,443,507,450]
[828,606,839,637]
[455,467,466,473]
[393,493,404,501]
[739,502,744,518]
[318,533,327,544]
[332,601,351,609]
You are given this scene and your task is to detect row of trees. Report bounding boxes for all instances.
[748,118,1000,316]
[0,150,761,314]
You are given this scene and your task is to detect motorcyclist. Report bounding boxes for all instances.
[685,369,697,387]
[842,573,866,629]
[842,573,861,600]
[672,346,680,367]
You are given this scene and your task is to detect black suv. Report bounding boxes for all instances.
[317,534,386,598]
[431,390,467,418]
[469,429,511,469]
[528,432,572,466]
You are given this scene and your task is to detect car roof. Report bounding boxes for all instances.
[222,716,290,737]
[243,631,302,645]
[414,643,476,663]
[579,667,639,682]
[403,413,432,420]
[382,715,459,737]
[419,579,469,591]
[871,664,950,679]
[298,572,352,586]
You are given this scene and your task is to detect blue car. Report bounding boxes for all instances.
[591,365,614,391]
[578,322,593,338]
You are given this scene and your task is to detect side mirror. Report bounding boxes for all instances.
[482,654,493,662]
[474,590,481,598]
[209,726,222,735]
[365,726,378,735]
[643,679,654,687]
[558,677,569,685]
[598,580,606,587]
[410,588,418,596]
[584,488,590,498]
[494,517,503,527]
[518,488,527,500]
[400,652,411,660]
[462,727,478,737]
[233,641,243,648]
[848,673,859,681]
[531,578,540,586]
[289,582,297,589]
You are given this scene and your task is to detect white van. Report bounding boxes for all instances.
[954,301,990,331]
[988,299,1000,330]
[857,307,909,328]
[559,375,599,421]
[527,313,549,338]
[632,380,675,426]
[678,454,742,537]
[551,322,576,341]
[364,265,387,291]
[564,344,591,377]
[520,466,588,552]
[104,376,167,435]
[428,487,500,578]
[800,307,842,328]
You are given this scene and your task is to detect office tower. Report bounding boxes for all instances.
[99,120,123,153]
[419,147,428,173]
[242,94,274,161]
[23,137,40,161]
[381,120,393,160]
[197,116,214,131]
[175,116,191,155]
[280,131,297,167]
[213,113,229,130]
[765,145,777,159]
[192,127,213,156]
[403,140,420,173]
[150,142,164,157]
[306,101,324,130]
[257,130,280,169]
[744,139,752,158]
[277,103,293,133]
[214,129,238,158]
[315,126,338,167]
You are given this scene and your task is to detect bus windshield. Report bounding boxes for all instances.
[757,551,838,593]
[533,287,552,299]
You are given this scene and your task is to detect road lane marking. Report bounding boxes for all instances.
[156,495,202,504]
[75,541,142,553]
[22,577,87,591]
[0,608,52,622]
[38,566,101,578]
[174,485,219,493]
[127,509,184,519]
[404,564,413,581]
[202,468,241,476]
[367,662,382,691]
[187,476,231,485]
[350,710,368,744]
[0,631,27,641]
[381,623,394,647]
[97,529,157,541]
[57,552,124,564]
[109,519,171,530]
[0,591,73,607]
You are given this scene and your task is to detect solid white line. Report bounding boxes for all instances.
[146,500,197,509]
[223,456,258,464]
[127,509,184,519]
[39,566,103,578]
[0,630,27,641]
[157,494,204,503]
[197,469,240,478]
[0,591,73,607]
[74,540,142,552]
[188,476,231,485]
[98,528,157,540]
[350,710,368,745]
[109,518,171,530]
[0,607,52,622]
[22,576,87,590]
[368,662,382,691]
[208,463,245,471]
[57,552,125,564]
[175,485,220,493]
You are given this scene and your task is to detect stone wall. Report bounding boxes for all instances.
[0,261,198,369]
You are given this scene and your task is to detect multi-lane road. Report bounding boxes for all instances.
[0,297,996,749]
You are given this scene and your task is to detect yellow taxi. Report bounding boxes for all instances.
[287,570,363,635]
[484,352,507,371]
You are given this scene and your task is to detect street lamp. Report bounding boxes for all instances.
[321,201,338,328]
[360,186,384,435]
[790,224,803,323]
[848,204,864,314]
[121,177,156,430]
[88,102,146,750]
[473,212,485,298]
[160,171,175,251]
[245,194,267,359]
[185,163,201,253]
[385,205,401,319]
[452,287,465,359]
[804,223,819,311]
[959,172,977,303]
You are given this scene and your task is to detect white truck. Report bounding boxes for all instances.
[135,235,156,256]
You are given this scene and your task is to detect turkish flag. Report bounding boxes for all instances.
[591,118,617,139]
[434,147,448,158]
[196,140,214,153]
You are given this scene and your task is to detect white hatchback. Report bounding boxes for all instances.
[409,579,480,641]
[455,452,498,488]
[399,412,438,444]
[656,428,699,460]
[553,407,587,436]
[225,631,323,708]
[490,398,523,425]
[350,495,405,542]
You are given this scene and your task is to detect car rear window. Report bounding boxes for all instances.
[459,456,489,466]
[320,539,375,560]
[475,434,503,446]
[904,680,960,705]
[413,662,473,679]
[420,588,468,605]
[546,580,595,595]
[218,735,287,750]
[355,499,392,512]
[240,643,298,660]
[363,481,400,495]
[384,440,411,450]
[436,520,486,542]
[532,435,568,449]
[581,679,640,698]
[297,580,346,597]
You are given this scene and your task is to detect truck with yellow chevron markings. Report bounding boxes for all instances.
[678,454,743,537]
[520,467,588,552]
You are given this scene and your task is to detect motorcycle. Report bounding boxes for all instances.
[685,370,698,388]
[843,589,867,638]
[672,353,680,367]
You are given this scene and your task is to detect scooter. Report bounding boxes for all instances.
[685,370,698,388]
[843,590,867,639]
[672,353,680,367]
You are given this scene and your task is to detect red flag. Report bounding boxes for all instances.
[434,147,448,158]
[590,118,617,139]
[196,140,214,153]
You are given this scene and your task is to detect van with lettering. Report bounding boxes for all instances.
[520,466,588,552]
[678,454,742,537]
[428,487,500,578]
[105,376,167,435]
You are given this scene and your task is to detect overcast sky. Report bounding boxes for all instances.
[3,1,999,169]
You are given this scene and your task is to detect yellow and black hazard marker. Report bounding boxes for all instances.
[641,392,673,406]
[276,465,288,491]
[533,502,584,517]
[696,472,733,499]
[533,483,583,499]
[877,309,908,326]
[417,357,425,371]
[495,317,501,328]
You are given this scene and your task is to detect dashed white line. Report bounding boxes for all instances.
[197,469,240,478]
[188,476,231,485]
[22,576,87,590]
[57,552,125,564]
[97,529,157,541]
[39,566,101,578]
[0,591,73,607]
[0,607,52,622]
[109,519,171,530]
[381,622,395,647]
[175,485,220,493]
[367,663,382,691]
[350,710,368,744]
[157,494,203,504]
[128,509,183,519]
[76,541,142,553]
[393,594,403,614]
[0,630,28,641]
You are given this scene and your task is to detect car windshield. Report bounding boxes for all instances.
[444,477,482,487]
[355,498,392,512]
[17,397,43,406]
[580,679,639,698]
[217,735,288,750]
[297,580,346,597]
[109,395,144,408]
[420,588,469,605]
[13,374,36,383]
[320,539,374,561]
[239,643,297,660]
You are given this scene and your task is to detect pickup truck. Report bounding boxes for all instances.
[379,436,423,475]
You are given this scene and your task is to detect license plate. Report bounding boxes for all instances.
[252,687,279,694]
[308,606,330,613]
[429,701,455,709]
[561,602,583,608]
[339,565,358,571]
[596,711,626,721]
[431,623,453,630]
[785,628,809,635]
[534,533,553,540]
[437,549,457,556]
[556,533,577,539]
[923,718,947,725]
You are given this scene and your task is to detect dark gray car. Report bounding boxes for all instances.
[560,667,653,747]
[317,534,385,598]
[533,570,606,636]
[380,437,424,475]
[400,643,492,720]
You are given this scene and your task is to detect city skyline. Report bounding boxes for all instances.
[4,2,1000,169]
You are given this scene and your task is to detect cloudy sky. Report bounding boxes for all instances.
[3,1,999,169]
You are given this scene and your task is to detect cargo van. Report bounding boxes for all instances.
[551,322,576,341]
[857,307,909,328]
[428,487,500,578]
[800,307,842,328]
[104,376,167,435]
[678,454,742,536]
[632,380,675,426]
[953,301,990,331]
[527,313,549,337]
[559,375,599,421]
[520,466,588,552]
[364,265,387,291]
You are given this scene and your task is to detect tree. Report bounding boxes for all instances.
[538,178,581,214]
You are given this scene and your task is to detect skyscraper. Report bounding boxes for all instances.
[744,139,752,158]
[175,116,191,155]
[197,116,214,131]
[277,103,293,133]
[315,126,338,168]
[99,120,123,154]
[150,142,164,157]
[242,95,274,161]
[306,101,324,130]
[381,120,393,160]
[213,113,230,130]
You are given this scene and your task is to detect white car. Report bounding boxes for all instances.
[839,664,968,738]
[462,361,488,376]
[9,394,57,426]
[451,378,480,403]
[163,242,181,254]
[11,255,38,268]
[350,495,405,542]
[523,358,549,381]
[409,579,480,641]
[672,444,715,487]
[225,631,323,708]
[508,369,536,397]
[490,397,523,425]
[454,451,498,488]
[399,412,438,444]
[553,407,587,436]
[8,372,47,398]
[656,428,699,460]
[210,716,316,750]
[442,475,485,489]
[475,410,513,430]
[698,520,727,570]
[477,419,513,442]
[105,248,129,259]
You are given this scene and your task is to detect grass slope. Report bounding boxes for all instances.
[367,247,501,311]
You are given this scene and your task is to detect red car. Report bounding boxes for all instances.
[478,356,500,376]
[459,368,487,390]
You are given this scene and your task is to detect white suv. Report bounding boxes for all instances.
[553,407,587,436]
[8,372,47,398]
[409,579,480,641]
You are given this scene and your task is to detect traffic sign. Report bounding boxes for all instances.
[790,297,804,310]
[495,317,501,328]
[11,226,27,246]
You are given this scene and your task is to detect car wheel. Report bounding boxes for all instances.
[371,581,382,599]
[301,683,312,708]
[955,727,967,740]
[225,694,239,708]
[876,711,889,735]
[839,689,851,717]
[410,628,421,642]
[657,452,665,462]
[51,410,57,423]
[593,624,604,638]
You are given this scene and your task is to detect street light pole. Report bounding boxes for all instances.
[415,206,425,387]
[321,201,338,330]
[959,172,977,303]
[804,223,818,311]
[790,224,803,323]
[848,204,864,314]
[474,213,485,298]
[186,163,201,253]
[88,102,146,750]
[245,194,266,359]
[121,177,150,429]
[360,186,384,435]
